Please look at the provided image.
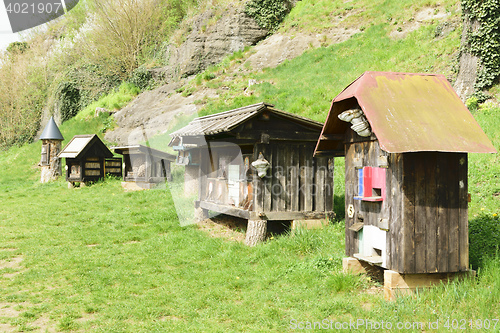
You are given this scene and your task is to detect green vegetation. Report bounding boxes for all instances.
[75,82,140,121]
[0,0,201,150]
[461,0,500,93]
[0,0,499,331]
[245,0,290,31]
[195,20,461,121]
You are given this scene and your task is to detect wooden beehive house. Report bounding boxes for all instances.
[169,103,335,245]
[58,134,122,186]
[39,116,64,183]
[112,145,175,190]
[314,72,497,278]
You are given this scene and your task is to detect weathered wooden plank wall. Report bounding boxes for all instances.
[401,152,468,273]
[253,142,333,215]
[388,153,403,272]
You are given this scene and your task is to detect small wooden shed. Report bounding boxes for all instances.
[58,134,122,185]
[169,103,334,245]
[314,72,497,276]
[112,145,175,189]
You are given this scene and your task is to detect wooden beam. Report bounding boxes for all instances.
[314,149,345,157]
[199,201,250,219]
[249,210,333,221]
[236,131,320,142]
[353,253,383,265]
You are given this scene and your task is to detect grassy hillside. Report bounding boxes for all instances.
[0,0,499,331]
[185,0,461,121]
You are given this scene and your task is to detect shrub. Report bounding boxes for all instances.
[245,0,289,31]
[129,66,153,90]
[465,96,479,112]
[57,82,81,122]
[469,214,500,269]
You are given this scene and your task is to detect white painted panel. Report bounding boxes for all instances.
[361,225,387,267]
[227,165,240,205]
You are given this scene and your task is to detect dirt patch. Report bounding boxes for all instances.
[0,256,22,270]
[159,315,184,321]
[31,316,57,332]
[0,256,24,278]
[197,215,291,242]
[365,286,384,295]
[0,303,21,318]
[0,323,15,332]
[390,7,451,40]
[197,215,247,242]
[244,28,360,72]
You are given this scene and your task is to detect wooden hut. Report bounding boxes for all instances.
[112,145,175,189]
[39,116,64,183]
[314,72,497,297]
[169,103,334,245]
[58,134,122,186]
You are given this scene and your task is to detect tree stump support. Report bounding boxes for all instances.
[245,219,267,246]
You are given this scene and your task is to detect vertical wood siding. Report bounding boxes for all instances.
[401,152,468,273]
[253,142,333,214]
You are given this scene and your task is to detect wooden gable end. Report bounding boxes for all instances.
[231,112,322,142]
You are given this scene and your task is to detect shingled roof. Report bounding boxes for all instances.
[112,145,175,161]
[315,71,497,155]
[169,102,324,146]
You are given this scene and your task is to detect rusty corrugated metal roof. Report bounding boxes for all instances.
[315,71,497,155]
[169,102,323,144]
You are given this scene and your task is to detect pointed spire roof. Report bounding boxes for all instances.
[40,117,64,140]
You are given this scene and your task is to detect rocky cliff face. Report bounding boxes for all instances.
[105,5,269,145]
[453,11,481,101]
[161,6,268,80]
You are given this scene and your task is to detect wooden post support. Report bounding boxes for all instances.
[384,269,475,301]
[343,257,384,282]
[245,219,267,246]
[194,207,208,222]
[343,257,368,275]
